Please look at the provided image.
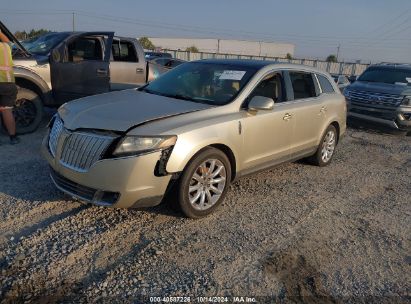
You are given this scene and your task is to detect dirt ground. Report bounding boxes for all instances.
[0,118,410,303]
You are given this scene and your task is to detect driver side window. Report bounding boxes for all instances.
[245,73,283,107]
[67,37,103,62]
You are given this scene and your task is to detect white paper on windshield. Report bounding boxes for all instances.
[219,70,246,80]
[406,77,411,83]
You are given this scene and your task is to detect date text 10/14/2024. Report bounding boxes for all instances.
[149,296,257,303]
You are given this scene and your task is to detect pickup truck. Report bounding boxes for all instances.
[0,21,165,133]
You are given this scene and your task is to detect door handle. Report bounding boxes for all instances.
[136,68,144,73]
[96,68,108,76]
[283,113,292,121]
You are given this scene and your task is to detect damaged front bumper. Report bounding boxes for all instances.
[42,135,173,208]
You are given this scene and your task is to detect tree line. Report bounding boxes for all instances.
[14,29,51,40]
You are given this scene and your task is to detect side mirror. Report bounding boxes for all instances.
[248,96,274,111]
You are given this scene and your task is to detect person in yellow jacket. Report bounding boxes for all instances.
[0,29,19,144]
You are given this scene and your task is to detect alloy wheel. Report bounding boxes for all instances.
[13,98,37,128]
[188,159,227,211]
[321,130,336,163]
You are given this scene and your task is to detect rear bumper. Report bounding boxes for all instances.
[348,103,411,131]
[42,134,172,208]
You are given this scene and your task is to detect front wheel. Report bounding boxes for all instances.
[177,147,231,219]
[13,88,44,134]
[308,125,338,167]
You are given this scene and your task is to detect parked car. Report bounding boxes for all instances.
[0,21,165,134]
[144,51,172,60]
[42,59,346,218]
[344,63,411,133]
[331,74,350,92]
[149,57,185,70]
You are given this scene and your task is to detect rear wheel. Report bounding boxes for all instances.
[177,148,231,218]
[308,125,338,167]
[2,88,44,134]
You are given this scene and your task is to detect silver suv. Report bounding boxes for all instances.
[345,64,411,133]
[42,59,346,218]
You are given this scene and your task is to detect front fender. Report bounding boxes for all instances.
[14,66,53,104]
[166,120,241,174]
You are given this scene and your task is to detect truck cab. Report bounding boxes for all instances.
[1,21,163,133]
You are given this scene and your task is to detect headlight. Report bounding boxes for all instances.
[113,135,177,157]
[402,96,411,106]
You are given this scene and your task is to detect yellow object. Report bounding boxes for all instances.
[0,42,15,83]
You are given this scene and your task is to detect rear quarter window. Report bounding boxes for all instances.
[317,74,336,93]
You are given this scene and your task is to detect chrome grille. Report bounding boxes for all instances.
[48,116,64,157]
[60,132,115,172]
[349,90,403,107]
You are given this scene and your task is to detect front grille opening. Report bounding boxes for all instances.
[50,168,119,206]
[50,168,96,201]
[93,190,120,206]
[350,108,396,120]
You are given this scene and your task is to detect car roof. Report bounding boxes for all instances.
[191,59,329,75]
[370,63,411,71]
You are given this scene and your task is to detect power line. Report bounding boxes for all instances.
[1,9,409,43]
[1,9,410,51]
[366,7,411,36]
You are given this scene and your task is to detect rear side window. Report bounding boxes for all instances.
[289,72,317,100]
[317,74,335,93]
[112,40,138,62]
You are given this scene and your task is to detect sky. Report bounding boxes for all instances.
[1,0,410,63]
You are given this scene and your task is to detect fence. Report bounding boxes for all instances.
[167,50,369,76]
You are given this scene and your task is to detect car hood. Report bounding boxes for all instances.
[348,81,411,96]
[58,89,213,132]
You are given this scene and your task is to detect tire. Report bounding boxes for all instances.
[176,147,231,219]
[308,125,338,167]
[8,88,43,134]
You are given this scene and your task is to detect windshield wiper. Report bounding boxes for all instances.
[161,93,197,102]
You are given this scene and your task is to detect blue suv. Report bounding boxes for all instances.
[344,64,411,133]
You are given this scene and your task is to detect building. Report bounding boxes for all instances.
[148,37,295,58]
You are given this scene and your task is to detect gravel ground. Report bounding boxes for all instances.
[0,118,410,303]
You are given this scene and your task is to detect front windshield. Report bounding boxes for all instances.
[358,68,411,85]
[140,62,257,105]
[20,33,70,56]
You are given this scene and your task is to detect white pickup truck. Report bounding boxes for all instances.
[1,21,166,133]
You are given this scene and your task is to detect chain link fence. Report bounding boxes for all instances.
[166,50,369,76]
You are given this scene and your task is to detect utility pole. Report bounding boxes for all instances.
[217,39,220,54]
[336,43,341,61]
[72,12,75,32]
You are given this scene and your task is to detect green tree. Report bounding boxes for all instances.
[286,53,293,60]
[186,46,199,52]
[14,29,51,40]
[138,37,155,50]
[326,54,338,62]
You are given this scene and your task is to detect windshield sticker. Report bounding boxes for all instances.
[219,70,246,81]
[406,77,411,83]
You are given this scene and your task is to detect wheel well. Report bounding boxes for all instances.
[209,144,237,181]
[15,78,44,102]
[330,121,340,143]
